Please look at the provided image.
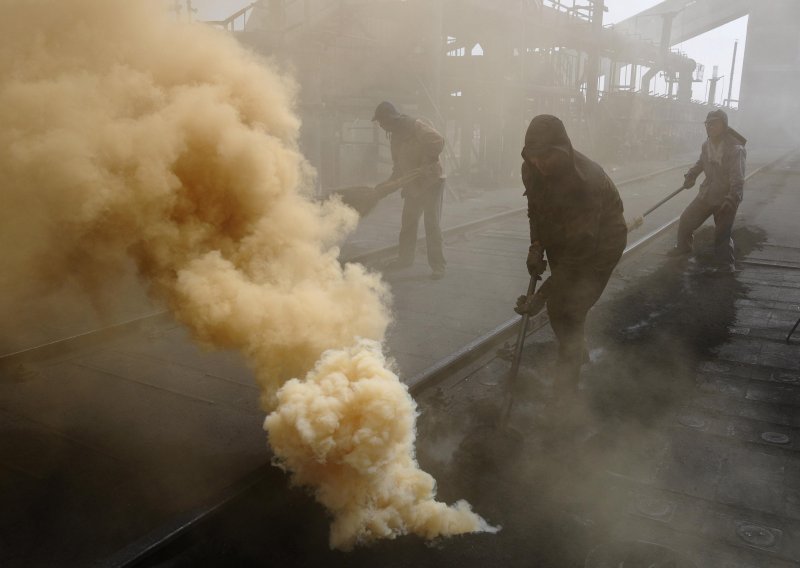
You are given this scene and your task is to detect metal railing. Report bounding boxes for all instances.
[203,2,257,32]
[543,0,595,23]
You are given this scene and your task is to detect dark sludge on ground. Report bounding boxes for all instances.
[138,226,765,568]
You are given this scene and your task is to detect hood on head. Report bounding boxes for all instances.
[372,101,401,122]
[523,114,573,160]
[706,109,729,127]
[706,108,746,145]
[727,126,747,146]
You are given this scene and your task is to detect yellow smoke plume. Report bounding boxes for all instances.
[0,0,492,548]
[266,340,496,549]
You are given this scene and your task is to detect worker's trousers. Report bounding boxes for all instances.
[676,195,739,265]
[398,181,446,270]
[546,266,616,392]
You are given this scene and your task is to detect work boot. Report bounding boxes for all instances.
[705,262,736,275]
[665,246,691,258]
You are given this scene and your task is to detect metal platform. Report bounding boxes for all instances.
[0,150,797,567]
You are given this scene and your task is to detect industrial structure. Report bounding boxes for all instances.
[197,0,800,192]
[6,3,800,566]
[176,0,800,189]
[614,0,800,142]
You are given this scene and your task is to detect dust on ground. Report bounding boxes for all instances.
[148,226,765,567]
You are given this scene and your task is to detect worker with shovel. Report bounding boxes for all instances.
[514,115,627,398]
[372,101,447,280]
[666,109,747,274]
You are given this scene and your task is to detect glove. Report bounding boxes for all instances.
[526,242,547,276]
[682,175,696,190]
[514,291,546,316]
[626,215,644,232]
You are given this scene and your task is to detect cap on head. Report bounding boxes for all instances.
[705,109,728,127]
[372,101,400,122]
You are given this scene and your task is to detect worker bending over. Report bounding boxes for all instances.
[515,115,627,397]
[372,101,447,280]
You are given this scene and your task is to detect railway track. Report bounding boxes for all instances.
[99,150,796,568]
[347,161,692,266]
[0,160,693,368]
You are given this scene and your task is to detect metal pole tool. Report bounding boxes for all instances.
[626,185,686,231]
[499,274,538,427]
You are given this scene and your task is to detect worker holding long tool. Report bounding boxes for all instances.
[514,115,627,398]
[666,109,747,274]
[372,101,447,280]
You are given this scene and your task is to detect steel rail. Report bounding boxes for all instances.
[98,206,684,567]
[412,150,795,392]
[349,161,692,265]
[0,162,691,367]
[100,150,794,568]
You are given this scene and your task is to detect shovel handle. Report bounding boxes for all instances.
[625,186,687,233]
[500,275,538,425]
[373,168,425,196]
[510,276,536,377]
[642,186,686,218]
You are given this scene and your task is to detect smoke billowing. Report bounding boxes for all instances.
[0,0,490,548]
[266,340,496,549]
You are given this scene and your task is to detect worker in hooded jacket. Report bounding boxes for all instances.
[666,109,747,274]
[372,101,447,280]
[515,114,627,397]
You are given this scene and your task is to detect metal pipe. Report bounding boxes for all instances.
[726,40,738,108]
[500,275,537,425]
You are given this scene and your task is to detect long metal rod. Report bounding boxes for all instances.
[642,186,685,218]
[509,277,537,383]
[500,275,537,425]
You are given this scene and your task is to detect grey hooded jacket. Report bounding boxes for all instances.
[685,130,747,207]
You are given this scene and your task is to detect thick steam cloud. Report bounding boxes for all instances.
[0,0,491,547]
[266,340,496,549]
[0,0,387,398]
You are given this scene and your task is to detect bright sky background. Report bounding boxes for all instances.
[187,0,748,106]
[186,0,250,22]
[605,0,747,104]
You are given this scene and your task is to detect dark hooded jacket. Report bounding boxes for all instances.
[522,115,627,272]
[684,129,747,207]
[389,115,445,197]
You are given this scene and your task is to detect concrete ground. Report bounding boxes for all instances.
[0,149,792,566]
[129,151,800,568]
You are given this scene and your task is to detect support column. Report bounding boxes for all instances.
[677,61,695,103]
[585,0,605,109]
[414,0,444,124]
[739,0,800,144]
